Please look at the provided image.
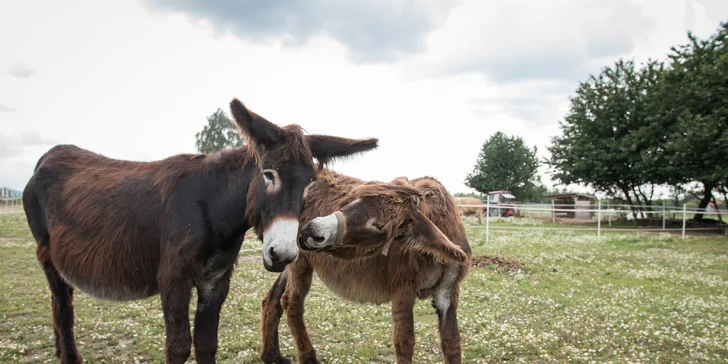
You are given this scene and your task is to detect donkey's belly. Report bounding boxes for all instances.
[311,257,449,305]
[51,240,159,302]
[59,270,158,301]
[314,267,391,305]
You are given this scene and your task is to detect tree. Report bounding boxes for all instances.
[650,21,728,220]
[194,109,243,154]
[454,192,485,199]
[547,58,665,216]
[465,131,542,201]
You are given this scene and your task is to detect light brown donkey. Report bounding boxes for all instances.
[454,196,485,224]
[259,169,472,364]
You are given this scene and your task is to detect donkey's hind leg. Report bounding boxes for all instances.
[281,260,319,364]
[38,245,82,364]
[259,269,290,364]
[432,267,464,364]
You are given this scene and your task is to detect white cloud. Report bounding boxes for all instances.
[397,0,655,83]
[6,63,38,78]
[142,0,460,63]
[0,0,726,197]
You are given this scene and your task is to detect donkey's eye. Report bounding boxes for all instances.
[366,218,384,231]
[262,169,278,190]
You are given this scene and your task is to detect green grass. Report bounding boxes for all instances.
[1,212,727,363]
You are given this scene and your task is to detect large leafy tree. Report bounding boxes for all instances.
[465,131,542,201]
[547,58,665,212]
[650,21,728,220]
[194,109,243,154]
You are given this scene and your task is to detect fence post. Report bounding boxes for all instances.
[682,203,687,240]
[551,200,555,224]
[662,202,666,230]
[607,200,611,226]
[597,199,601,241]
[485,199,490,244]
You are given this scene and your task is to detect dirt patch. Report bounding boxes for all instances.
[471,255,522,271]
[0,237,33,248]
[237,255,261,263]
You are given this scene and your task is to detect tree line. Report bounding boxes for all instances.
[465,21,727,221]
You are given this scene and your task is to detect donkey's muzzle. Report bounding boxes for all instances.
[298,212,345,251]
[299,224,326,251]
[264,246,290,272]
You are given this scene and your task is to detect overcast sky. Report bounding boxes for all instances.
[1,0,727,196]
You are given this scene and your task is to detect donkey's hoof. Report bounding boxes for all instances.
[260,353,291,364]
[61,354,83,364]
[300,356,320,364]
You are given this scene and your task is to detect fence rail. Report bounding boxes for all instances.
[456,203,725,215]
[456,201,726,241]
[0,197,22,208]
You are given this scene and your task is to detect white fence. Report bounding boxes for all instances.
[0,197,22,209]
[456,201,727,241]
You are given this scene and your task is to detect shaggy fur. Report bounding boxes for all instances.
[21,98,378,364]
[259,170,472,364]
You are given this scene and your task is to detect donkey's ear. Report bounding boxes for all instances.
[305,135,379,166]
[229,98,282,149]
[390,176,411,186]
[406,211,469,265]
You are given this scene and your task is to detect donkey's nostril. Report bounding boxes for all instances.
[310,235,325,243]
[267,246,280,264]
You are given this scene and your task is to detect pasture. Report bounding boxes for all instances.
[1,211,727,363]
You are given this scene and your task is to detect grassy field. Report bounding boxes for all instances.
[1,212,727,363]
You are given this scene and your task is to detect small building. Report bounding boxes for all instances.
[486,190,516,217]
[548,193,596,219]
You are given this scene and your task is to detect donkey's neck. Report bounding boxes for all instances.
[204,147,262,238]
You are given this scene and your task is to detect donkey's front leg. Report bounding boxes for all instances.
[192,269,233,364]
[159,272,193,364]
[259,269,290,364]
[391,287,417,364]
[282,260,319,364]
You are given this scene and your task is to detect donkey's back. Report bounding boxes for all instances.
[308,175,472,301]
[23,144,176,301]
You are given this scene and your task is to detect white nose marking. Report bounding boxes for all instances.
[262,218,300,266]
[304,213,339,248]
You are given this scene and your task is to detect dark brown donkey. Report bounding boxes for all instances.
[21,98,378,364]
[259,169,472,364]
